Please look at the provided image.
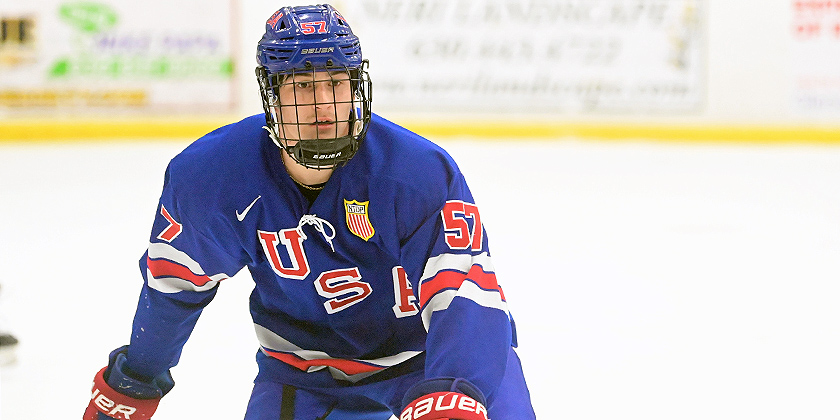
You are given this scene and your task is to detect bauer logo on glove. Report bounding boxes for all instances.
[89,386,138,419]
[400,391,489,420]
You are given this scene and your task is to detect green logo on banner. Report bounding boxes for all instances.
[59,2,118,34]
[50,2,233,81]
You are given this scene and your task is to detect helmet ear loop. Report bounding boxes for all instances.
[349,65,367,138]
[351,87,364,137]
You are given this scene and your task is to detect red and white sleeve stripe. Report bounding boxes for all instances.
[145,242,230,293]
[418,252,508,331]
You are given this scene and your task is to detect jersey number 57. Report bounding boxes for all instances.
[441,200,483,251]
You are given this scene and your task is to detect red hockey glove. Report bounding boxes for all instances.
[84,366,161,420]
[400,378,490,420]
[83,346,174,420]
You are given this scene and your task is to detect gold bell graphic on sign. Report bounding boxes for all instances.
[344,199,374,241]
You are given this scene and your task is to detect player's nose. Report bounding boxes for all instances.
[314,83,336,105]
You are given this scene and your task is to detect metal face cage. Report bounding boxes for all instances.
[257,60,372,170]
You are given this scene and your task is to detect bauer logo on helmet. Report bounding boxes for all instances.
[301,47,335,55]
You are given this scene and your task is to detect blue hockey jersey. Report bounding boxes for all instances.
[125,113,515,400]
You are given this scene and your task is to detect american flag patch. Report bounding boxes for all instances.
[344,199,375,241]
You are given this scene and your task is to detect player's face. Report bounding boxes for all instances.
[275,70,353,143]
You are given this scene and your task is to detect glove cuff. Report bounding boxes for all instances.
[104,346,174,399]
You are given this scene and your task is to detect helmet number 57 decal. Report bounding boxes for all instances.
[441,200,483,251]
[300,21,327,34]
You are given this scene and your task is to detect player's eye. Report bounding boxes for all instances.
[296,81,312,89]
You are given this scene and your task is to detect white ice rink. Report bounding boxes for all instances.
[1,137,839,419]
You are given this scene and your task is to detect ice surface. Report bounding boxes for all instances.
[1,138,839,419]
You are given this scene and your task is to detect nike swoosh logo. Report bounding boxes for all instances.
[236,195,262,222]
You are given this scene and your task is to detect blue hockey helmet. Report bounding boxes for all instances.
[256,4,372,170]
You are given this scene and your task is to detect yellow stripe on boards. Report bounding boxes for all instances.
[0,119,229,142]
[403,122,840,144]
[1,119,840,144]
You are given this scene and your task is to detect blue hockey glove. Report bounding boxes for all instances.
[83,346,174,420]
[400,377,489,420]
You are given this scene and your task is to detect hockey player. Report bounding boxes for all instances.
[84,4,536,420]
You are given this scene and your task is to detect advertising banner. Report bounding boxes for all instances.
[0,0,236,114]
[340,0,705,114]
[791,0,840,115]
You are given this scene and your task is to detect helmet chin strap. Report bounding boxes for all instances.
[263,126,355,170]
